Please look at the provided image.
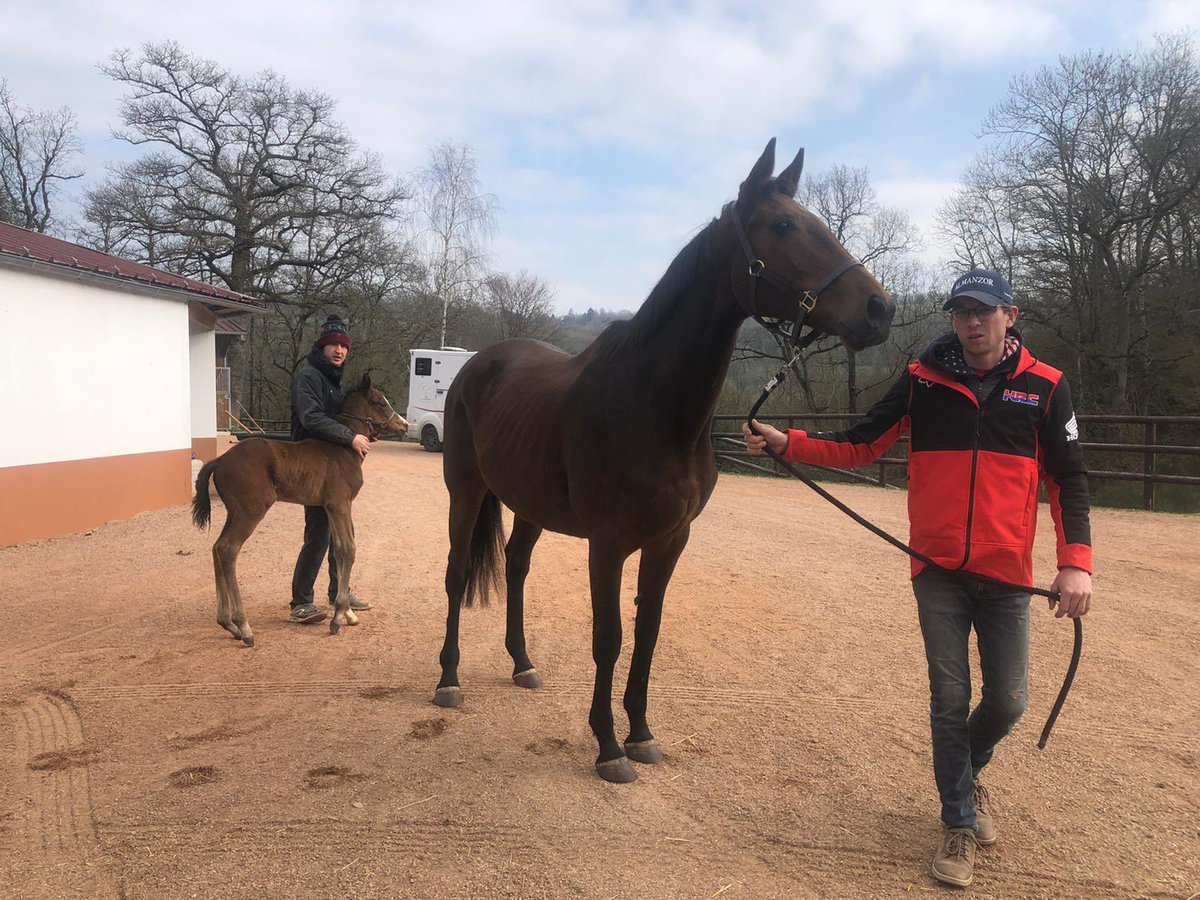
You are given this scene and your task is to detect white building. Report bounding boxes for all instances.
[0,222,265,546]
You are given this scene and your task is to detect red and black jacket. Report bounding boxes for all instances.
[782,331,1092,585]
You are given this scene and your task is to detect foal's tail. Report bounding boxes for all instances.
[463,490,505,607]
[191,459,220,528]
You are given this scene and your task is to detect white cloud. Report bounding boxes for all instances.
[0,1,1181,318]
[874,174,964,269]
[1137,0,1200,34]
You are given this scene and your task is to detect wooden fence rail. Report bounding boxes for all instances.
[712,414,1200,511]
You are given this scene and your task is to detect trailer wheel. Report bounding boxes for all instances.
[421,424,442,453]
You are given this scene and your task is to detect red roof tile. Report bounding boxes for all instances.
[214,317,248,335]
[0,221,265,310]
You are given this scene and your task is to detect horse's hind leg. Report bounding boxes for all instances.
[433,478,489,708]
[505,517,543,689]
[327,504,356,635]
[212,542,237,639]
[623,528,689,766]
[214,504,269,647]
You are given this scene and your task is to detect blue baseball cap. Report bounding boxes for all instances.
[943,268,1014,310]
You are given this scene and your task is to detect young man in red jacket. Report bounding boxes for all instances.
[745,268,1093,888]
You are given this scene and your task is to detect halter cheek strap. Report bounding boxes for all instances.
[731,205,864,349]
[337,411,385,441]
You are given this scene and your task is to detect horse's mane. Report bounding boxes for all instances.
[590,205,729,355]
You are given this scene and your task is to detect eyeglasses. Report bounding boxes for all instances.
[949,305,1009,323]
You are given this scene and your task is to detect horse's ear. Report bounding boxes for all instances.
[738,138,777,206]
[358,372,372,394]
[776,147,805,198]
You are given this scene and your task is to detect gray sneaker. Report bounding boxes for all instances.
[328,591,371,612]
[973,779,996,846]
[288,603,328,624]
[932,827,978,887]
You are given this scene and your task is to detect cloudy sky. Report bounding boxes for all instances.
[3,0,1197,312]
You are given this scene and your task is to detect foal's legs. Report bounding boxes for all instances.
[432,477,490,708]
[213,502,270,647]
[327,504,357,635]
[624,528,689,765]
[213,539,236,639]
[588,537,635,783]
[505,516,543,689]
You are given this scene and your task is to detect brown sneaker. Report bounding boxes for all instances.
[932,827,978,887]
[972,779,996,846]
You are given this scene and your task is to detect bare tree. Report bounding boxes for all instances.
[941,33,1200,412]
[484,270,560,342]
[935,152,1024,278]
[798,164,922,412]
[0,80,83,233]
[414,142,497,348]
[77,155,185,265]
[80,41,411,413]
[86,42,406,295]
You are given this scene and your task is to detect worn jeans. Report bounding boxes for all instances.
[913,567,1031,830]
[290,505,342,608]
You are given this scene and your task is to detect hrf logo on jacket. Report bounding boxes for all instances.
[1002,388,1040,407]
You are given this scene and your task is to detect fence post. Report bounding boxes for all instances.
[878,460,887,487]
[1143,422,1156,511]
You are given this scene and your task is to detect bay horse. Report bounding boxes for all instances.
[435,140,896,782]
[191,374,407,646]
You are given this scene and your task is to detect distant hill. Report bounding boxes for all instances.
[555,308,635,353]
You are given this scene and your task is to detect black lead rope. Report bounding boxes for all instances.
[745,360,1083,749]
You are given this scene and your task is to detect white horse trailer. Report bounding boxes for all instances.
[407,348,475,452]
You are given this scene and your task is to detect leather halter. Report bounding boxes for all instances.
[731,204,865,349]
[338,410,389,441]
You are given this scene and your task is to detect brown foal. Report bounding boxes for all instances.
[191,374,407,645]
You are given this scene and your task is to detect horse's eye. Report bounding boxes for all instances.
[772,218,795,235]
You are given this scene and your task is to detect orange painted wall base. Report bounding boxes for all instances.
[0,449,191,546]
[191,437,219,462]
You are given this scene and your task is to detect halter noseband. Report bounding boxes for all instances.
[731,204,865,350]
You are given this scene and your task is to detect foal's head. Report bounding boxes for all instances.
[729,139,895,351]
[340,374,409,441]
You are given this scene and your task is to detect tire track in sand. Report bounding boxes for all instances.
[98,817,546,857]
[10,691,99,854]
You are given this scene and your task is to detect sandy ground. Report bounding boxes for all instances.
[1,440,1197,899]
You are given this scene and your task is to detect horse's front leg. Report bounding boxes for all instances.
[327,504,356,635]
[588,537,634,783]
[624,527,689,765]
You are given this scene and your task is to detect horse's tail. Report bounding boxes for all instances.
[191,458,220,528]
[462,490,505,608]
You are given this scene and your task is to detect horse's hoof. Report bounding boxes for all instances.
[596,757,638,784]
[624,739,664,765]
[241,635,255,648]
[345,609,359,626]
[329,618,340,635]
[432,686,463,708]
[512,668,542,690]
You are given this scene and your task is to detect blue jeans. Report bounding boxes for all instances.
[913,568,1030,830]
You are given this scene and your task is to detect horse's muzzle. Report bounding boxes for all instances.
[840,293,896,350]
